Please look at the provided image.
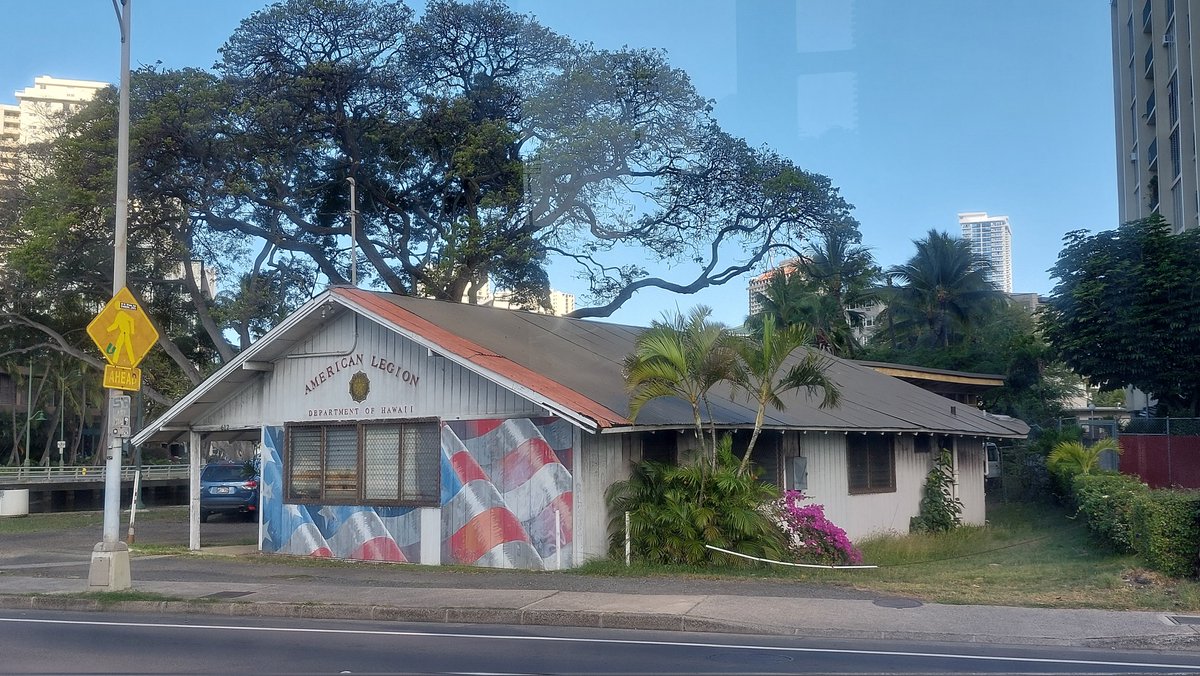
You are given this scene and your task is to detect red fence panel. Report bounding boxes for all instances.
[1120,434,1200,488]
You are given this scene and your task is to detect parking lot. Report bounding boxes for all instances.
[0,507,258,569]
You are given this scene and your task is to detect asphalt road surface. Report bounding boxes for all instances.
[3,609,1200,675]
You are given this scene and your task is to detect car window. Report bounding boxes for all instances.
[202,465,247,482]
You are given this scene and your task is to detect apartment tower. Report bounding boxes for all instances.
[1111,0,1200,232]
[0,76,108,186]
[957,212,1013,293]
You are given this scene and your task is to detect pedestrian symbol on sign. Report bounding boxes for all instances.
[106,312,137,364]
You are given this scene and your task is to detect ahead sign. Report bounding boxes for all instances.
[103,364,142,392]
[87,287,158,369]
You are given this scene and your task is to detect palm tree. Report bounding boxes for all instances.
[1047,438,1122,477]
[735,315,840,475]
[881,229,1001,349]
[624,306,740,462]
[751,222,879,358]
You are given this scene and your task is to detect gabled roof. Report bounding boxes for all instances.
[134,288,1029,445]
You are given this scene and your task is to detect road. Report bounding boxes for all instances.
[3,609,1200,674]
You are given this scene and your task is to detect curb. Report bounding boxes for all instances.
[0,594,759,635]
[0,593,1194,650]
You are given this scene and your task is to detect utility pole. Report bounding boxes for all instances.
[346,176,358,286]
[88,0,133,591]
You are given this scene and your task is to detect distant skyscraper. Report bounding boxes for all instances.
[1111,1,1199,233]
[0,75,108,186]
[957,212,1012,293]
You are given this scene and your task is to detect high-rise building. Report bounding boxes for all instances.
[746,257,803,316]
[0,76,108,186]
[957,211,1012,293]
[1111,0,1200,233]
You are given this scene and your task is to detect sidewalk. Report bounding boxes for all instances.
[1,546,1199,650]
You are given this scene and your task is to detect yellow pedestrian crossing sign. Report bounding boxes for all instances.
[87,287,158,369]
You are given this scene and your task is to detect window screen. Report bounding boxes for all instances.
[847,434,895,494]
[287,426,321,501]
[285,420,440,506]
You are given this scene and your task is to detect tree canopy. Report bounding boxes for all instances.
[0,0,859,458]
[749,220,878,358]
[1042,214,1200,416]
[174,0,854,318]
[876,229,1003,350]
[863,230,1070,427]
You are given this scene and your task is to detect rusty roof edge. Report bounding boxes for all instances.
[332,288,629,432]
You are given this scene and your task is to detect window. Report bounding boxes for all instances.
[285,420,440,506]
[847,434,895,494]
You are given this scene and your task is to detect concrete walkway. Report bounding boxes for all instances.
[1,545,1199,651]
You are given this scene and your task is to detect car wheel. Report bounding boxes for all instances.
[200,510,209,523]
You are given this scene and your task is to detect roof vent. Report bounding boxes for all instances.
[951,406,957,416]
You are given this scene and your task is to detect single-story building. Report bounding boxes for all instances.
[133,287,1028,569]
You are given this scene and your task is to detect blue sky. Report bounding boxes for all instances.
[0,1,1116,327]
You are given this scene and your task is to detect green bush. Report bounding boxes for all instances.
[1071,473,1148,553]
[1130,489,1200,578]
[606,436,784,566]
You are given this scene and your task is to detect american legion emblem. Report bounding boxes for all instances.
[348,371,371,403]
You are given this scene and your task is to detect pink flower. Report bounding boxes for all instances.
[767,490,862,565]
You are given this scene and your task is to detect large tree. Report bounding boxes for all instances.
[189,0,853,318]
[1043,214,1200,416]
[0,66,312,416]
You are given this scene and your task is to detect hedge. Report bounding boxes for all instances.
[1071,473,1149,553]
[1129,489,1200,578]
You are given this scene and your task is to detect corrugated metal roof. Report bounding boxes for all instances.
[336,289,1028,439]
[135,288,1028,445]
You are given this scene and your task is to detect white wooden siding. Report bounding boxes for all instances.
[955,438,986,526]
[790,432,924,540]
[194,378,265,430]
[575,432,632,562]
[258,313,541,426]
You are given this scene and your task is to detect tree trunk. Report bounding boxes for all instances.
[739,404,767,477]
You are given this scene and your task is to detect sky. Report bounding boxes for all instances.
[0,1,1117,327]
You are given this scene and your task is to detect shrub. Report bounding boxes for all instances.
[1071,472,1148,553]
[606,436,784,566]
[910,448,963,533]
[1130,489,1200,578]
[764,490,861,565]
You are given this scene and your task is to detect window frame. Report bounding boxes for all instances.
[846,433,896,495]
[283,417,441,507]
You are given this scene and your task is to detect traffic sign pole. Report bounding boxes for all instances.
[90,0,133,592]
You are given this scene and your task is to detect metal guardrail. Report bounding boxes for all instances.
[0,464,190,484]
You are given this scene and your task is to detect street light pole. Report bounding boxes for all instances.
[89,0,133,591]
[346,176,358,286]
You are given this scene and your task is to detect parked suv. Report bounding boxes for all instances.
[199,462,259,523]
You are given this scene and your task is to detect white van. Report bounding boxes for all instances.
[984,442,1001,480]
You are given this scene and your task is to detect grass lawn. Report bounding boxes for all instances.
[0,506,187,535]
[577,502,1200,611]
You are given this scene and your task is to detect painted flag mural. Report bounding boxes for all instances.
[261,418,574,569]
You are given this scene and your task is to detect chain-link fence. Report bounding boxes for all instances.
[994,442,1053,503]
